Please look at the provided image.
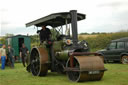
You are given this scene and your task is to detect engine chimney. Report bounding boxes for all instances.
[70,10,78,48]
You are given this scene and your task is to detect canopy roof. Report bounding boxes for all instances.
[26,12,86,27]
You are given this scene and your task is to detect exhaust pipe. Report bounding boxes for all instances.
[70,10,78,48]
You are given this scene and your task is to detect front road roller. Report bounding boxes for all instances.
[65,52,106,82]
[30,47,49,76]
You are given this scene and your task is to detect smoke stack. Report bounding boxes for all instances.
[70,10,78,47]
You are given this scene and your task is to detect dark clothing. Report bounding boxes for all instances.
[20,47,29,67]
[8,48,15,57]
[21,55,28,67]
[8,56,14,68]
[37,28,51,43]
[7,48,15,68]
[20,47,28,56]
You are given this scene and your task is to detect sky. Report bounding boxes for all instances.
[0,0,128,36]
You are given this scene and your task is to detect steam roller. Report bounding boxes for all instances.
[26,10,107,82]
[29,46,106,82]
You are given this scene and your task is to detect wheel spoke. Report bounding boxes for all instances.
[30,49,40,76]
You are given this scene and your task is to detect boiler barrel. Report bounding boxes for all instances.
[55,50,69,60]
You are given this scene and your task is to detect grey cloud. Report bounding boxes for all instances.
[1,21,9,26]
[111,11,128,22]
[80,10,128,33]
[90,24,128,33]
[0,8,8,12]
[97,2,128,7]
[1,26,36,36]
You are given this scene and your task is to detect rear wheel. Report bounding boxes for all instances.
[121,56,128,64]
[30,47,49,76]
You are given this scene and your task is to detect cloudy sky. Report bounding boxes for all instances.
[0,0,128,36]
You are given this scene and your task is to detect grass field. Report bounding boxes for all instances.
[0,63,128,85]
[78,35,97,39]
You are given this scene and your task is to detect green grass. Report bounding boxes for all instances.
[0,63,128,85]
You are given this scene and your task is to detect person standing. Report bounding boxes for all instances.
[0,44,7,69]
[7,45,15,68]
[37,25,51,43]
[20,43,29,67]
